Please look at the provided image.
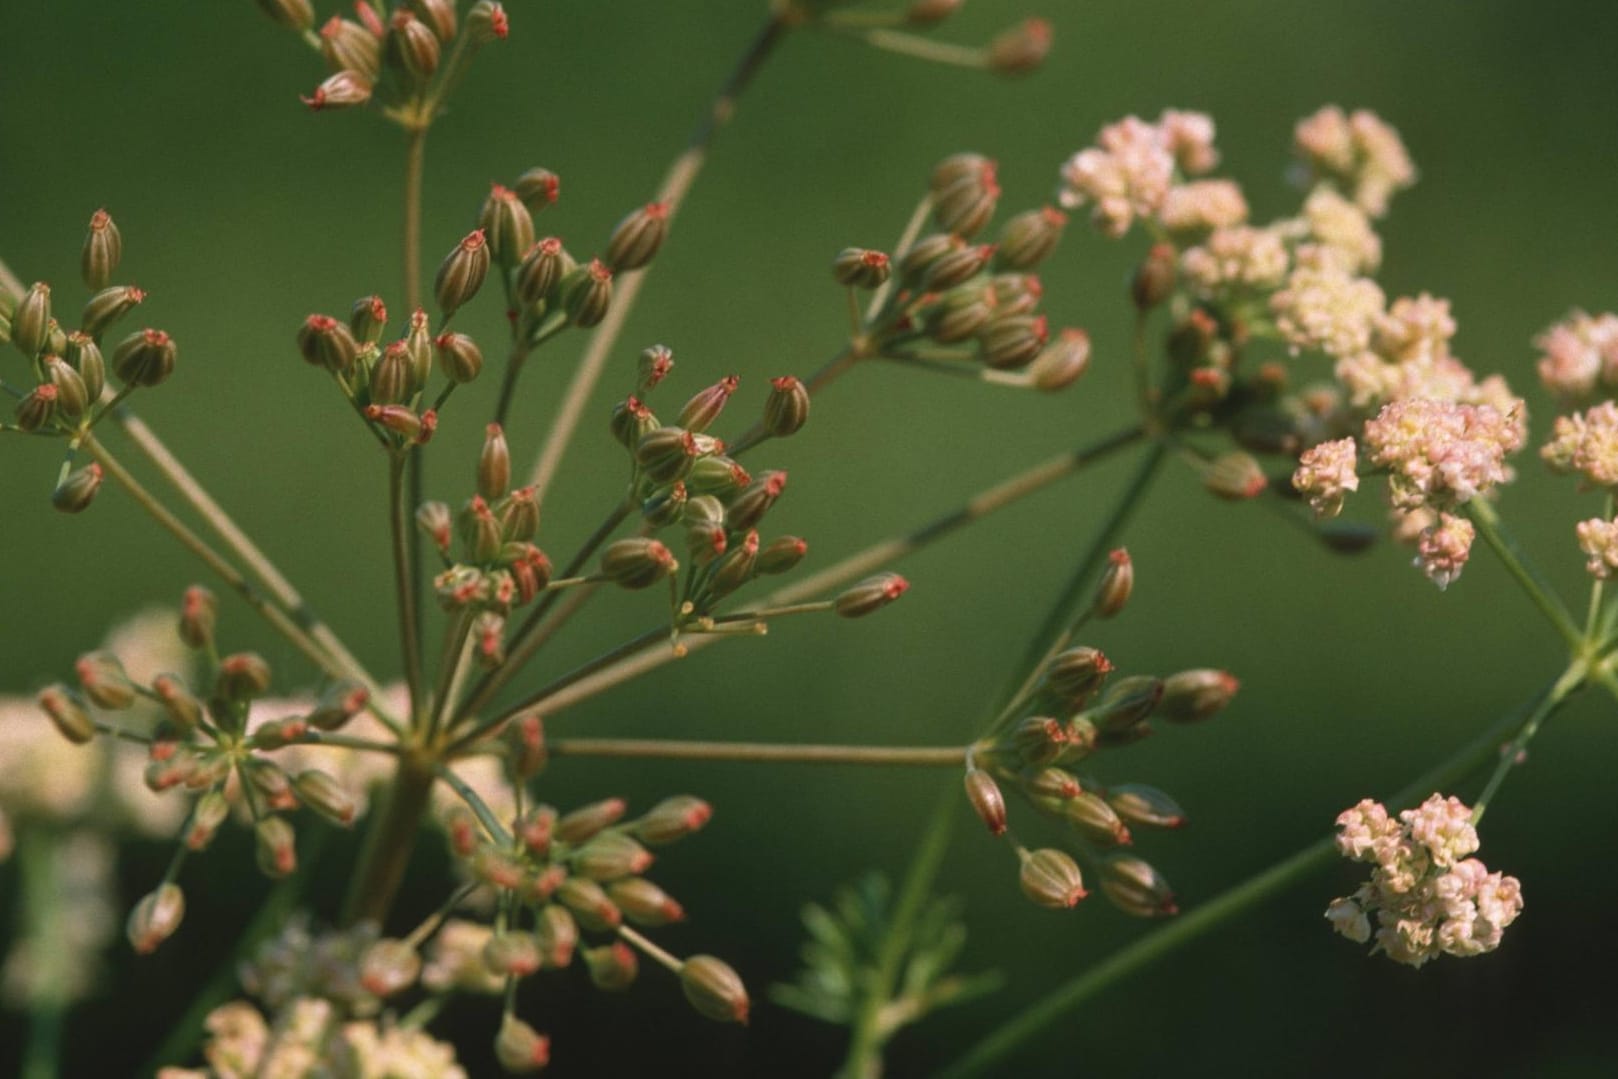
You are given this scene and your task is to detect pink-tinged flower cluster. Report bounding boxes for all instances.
[1271,246,1386,360]
[1541,400,1618,488]
[1575,516,1618,579]
[1292,437,1359,517]
[1180,225,1289,297]
[1292,106,1416,218]
[1535,311,1618,405]
[1301,187,1382,273]
[1362,396,1523,512]
[1327,795,1523,968]
[1415,513,1475,590]
[1158,179,1249,234]
[1057,111,1217,237]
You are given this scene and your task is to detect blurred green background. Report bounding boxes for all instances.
[4,2,1618,1076]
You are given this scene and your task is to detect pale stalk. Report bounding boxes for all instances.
[549,737,965,766]
[526,12,792,504]
[838,27,987,69]
[388,453,426,725]
[939,675,1579,1078]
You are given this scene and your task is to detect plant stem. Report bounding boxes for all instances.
[1473,659,1587,823]
[525,11,791,503]
[938,677,1568,1078]
[840,27,987,69]
[83,436,349,683]
[1467,496,1582,650]
[840,786,958,1079]
[618,924,684,975]
[548,737,965,766]
[342,748,437,926]
[500,425,1146,720]
[389,453,426,726]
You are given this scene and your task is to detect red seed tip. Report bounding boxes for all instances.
[763,471,788,496]
[862,250,889,269]
[305,314,338,332]
[1041,205,1068,226]
[884,576,910,599]
[645,201,670,220]
[587,258,613,282]
[771,375,802,392]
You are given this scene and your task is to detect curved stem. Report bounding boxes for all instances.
[549,737,965,766]
[938,677,1568,1078]
[1466,497,1582,650]
[1473,659,1587,823]
[526,12,791,504]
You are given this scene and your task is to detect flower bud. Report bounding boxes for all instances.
[81,210,123,291]
[585,942,639,991]
[467,1,510,44]
[346,296,387,349]
[987,17,1052,77]
[76,650,135,710]
[127,883,186,954]
[925,241,995,291]
[1009,716,1067,766]
[292,769,358,826]
[495,1016,550,1073]
[1063,790,1131,847]
[933,169,1000,239]
[1098,853,1177,917]
[513,236,569,305]
[560,259,613,327]
[360,938,422,997]
[1203,451,1268,500]
[604,202,669,273]
[756,376,809,439]
[672,383,737,444]
[184,790,230,850]
[1019,848,1087,909]
[1028,328,1091,391]
[13,282,51,357]
[1088,675,1163,734]
[297,315,358,373]
[1042,646,1112,706]
[635,426,698,484]
[435,230,490,316]
[1023,766,1083,802]
[1105,783,1187,830]
[385,11,440,82]
[301,69,373,111]
[501,486,542,543]
[81,285,145,339]
[483,932,544,978]
[513,167,560,213]
[600,537,677,589]
[38,359,82,423]
[65,333,106,403]
[685,454,749,497]
[1157,668,1240,723]
[557,877,622,932]
[406,0,456,41]
[320,17,381,79]
[707,529,760,600]
[472,611,506,669]
[993,206,1067,270]
[1091,548,1133,619]
[217,651,273,700]
[15,384,58,433]
[404,308,433,388]
[641,482,689,528]
[112,327,177,387]
[459,496,503,564]
[833,247,891,289]
[255,816,298,877]
[726,471,787,532]
[534,904,578,968]
[834,573,909,617]
[680,955,749,1025]
[303,679,367,732]
[979,313,1047,370]
[475,423,511,501]
[417,500,453,555]
[152,673,202,732]
[898,232,957,286]
[369,342,412,405]
[366,404,433,443]
[52,462,103,513]
[38,684,95,744]
[964,769,1007,836]
[255,0,314,31]
[756,535,808,575]
[179,585,217,649]
[556,796,628,844]
[608,878,686,926]
[633,795,712,845]
[929,292,997,347]
[1131,242,1178,311]
[480,184,536,268]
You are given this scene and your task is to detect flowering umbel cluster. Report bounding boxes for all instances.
[1326,795,1523,968]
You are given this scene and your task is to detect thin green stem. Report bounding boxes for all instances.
[549,737,965,766]
[839,786,957,1079]
[525,11,791,504]
[729,344,861,456]
[493,339,531,428]
[1467,497,1582,650]
[618,925,684,975]
[1588,492,1614,640]
[866,193,933,322]
[434,761,513,845]
[427,609,475,742]
[389,454,426,725]
[838,27,987,69]
[1473,659,1587,823]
